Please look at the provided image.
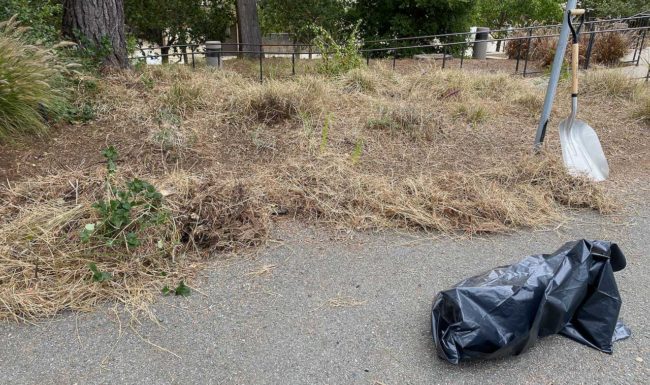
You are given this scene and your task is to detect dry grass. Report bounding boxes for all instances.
[0,169,269,321]
[2,64,647,321]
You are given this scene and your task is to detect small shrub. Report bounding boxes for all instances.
[312,23,362,76]
[508,30,630,67]
[592,32,630,65]
[505,33,534,60]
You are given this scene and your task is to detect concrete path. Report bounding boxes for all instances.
[1,198,649,384]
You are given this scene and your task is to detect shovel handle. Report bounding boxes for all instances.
[568,9,585,95]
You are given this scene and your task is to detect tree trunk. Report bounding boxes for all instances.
[62,0,129,68]
[236,0,263,58]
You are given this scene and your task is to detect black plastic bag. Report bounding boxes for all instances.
[431,240,631,364]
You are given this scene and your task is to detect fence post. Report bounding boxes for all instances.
[442,46,447,69]
[191,46,195,70]
[637,28,646,66]
[366,53,370,66]
[460,42,466,68]
[392,50,396,70]
[292,47,296,76]
[522,29,533,77]
[515,36,522,73]
[584,31,596,69]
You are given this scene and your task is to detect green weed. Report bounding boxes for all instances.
[350,138,363,164]
[82,146,167,249]
[88,263,112,282]
[162,281,191,296]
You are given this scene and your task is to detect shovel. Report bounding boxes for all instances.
[559,9,609,182]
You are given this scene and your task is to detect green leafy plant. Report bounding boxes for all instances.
[72,32,113,69]
[162,281,191,296]
[82,146,166,249]
[88,263,112,282]
[0,1,63,45]
[312,23,362,76]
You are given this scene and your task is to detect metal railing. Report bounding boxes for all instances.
[128,13,650,83]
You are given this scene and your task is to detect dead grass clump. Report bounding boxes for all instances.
[177,177,270,252]
[366,102,446,139]
[0,168,269,321]
[469,73,521,100]
[161,81,205,116]
[270,153,611,233]
[581,71,642,99]
[632,93,650,125]
[454,104,488,125]
[340,68,379,93]
[515,92,545,114]
[229,78,326,125]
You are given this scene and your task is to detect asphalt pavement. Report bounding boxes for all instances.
[1,195,648,385]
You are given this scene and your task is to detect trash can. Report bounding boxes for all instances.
[472,27,490,60]
[205,41,222,68]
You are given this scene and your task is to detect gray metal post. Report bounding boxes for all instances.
[534,0,578,148]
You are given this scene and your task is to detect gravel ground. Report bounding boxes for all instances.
[1,196,648,384]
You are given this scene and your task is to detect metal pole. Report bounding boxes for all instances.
[191,46,195,69]
[460,42,466,68]
[523,29,533,77]
[442,46,447,69]
[292,50,296,76]
[636,29,646,66]
[535,0,578,148]
[515,36,522,73]
[584,32,595,69]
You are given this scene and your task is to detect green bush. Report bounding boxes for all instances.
[312,23,362,76]
[0,0,62,44]
[0,16,69,140]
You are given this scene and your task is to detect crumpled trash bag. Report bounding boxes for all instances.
[431,240,631,364]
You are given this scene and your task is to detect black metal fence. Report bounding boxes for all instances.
[128,13,650,83]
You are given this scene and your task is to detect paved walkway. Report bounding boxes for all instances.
[1,191,648,384]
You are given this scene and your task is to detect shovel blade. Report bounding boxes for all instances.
[559,119,609,182]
